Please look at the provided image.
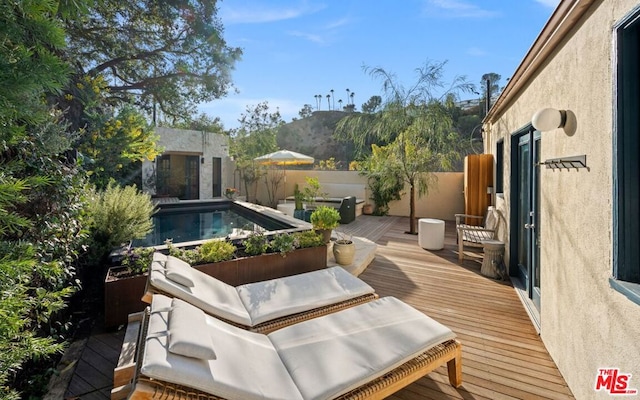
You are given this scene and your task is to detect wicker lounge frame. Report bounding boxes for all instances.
[112,309,462,400]
[142,279,378,334]
[142,258,380,334]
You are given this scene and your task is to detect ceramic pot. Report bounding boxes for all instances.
[333,240,355,266]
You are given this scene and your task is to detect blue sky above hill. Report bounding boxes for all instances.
[199,0,560,129]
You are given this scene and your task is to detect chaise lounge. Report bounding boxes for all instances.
[143,253,378,333]
[116,294,462,400]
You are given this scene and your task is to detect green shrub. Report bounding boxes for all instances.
[269,233,298,257]
[293,230,325,248]
[242,231,269,256]
[121,247,156,274]
[199,240,236,263]
[86,181,156,264]
[310,206,340,230]
[166,240,202,265]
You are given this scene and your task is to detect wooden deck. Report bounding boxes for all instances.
[60,215,574,400]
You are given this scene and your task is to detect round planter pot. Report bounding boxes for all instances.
[333,240,355,266]
[362,204,373,215]
[316,229,332,243]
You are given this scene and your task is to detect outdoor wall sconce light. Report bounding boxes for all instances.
[532,108,567,131]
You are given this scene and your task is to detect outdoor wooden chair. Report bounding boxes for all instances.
[455,206,500,262]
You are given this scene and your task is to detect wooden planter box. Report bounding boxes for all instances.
[104,245,327,328]
[104,267,148,329]
[194,245,328,286]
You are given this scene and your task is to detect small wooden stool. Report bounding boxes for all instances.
[481,240,505,279]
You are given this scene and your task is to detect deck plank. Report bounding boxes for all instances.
[64,215,574,399]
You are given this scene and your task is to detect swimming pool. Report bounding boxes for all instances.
[133,200,311,249]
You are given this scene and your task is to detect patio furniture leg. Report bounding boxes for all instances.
[447,341,463,387]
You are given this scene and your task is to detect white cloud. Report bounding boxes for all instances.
[220,2,326,24]
[535,0,560,8]
[467,47,488,57]
[287,30,326,45]
[423,0,500,18]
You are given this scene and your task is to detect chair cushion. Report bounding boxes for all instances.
[142,294,304,400]
[165,256,195,287]
[149,253,252,326]
[168,298,216,360]
[237,266,375,326]
[268,296,456,400]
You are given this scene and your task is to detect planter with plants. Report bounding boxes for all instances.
[105,230,327,327]
[173,230,327,286]
[332,231,356,266]
[310,205,341,243]
[104,247,156,328]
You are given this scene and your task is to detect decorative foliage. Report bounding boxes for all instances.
[242,231,270,256]
[269,234,299,257]
[199,240,237,263]
[86,181,156,264]
[310,206,341,230]
[121,247,156,275]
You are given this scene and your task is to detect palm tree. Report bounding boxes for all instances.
[350,92,355,106]
[338,99,343,110]
[335,61,473,234]
[346,88,350,105]
[330,89,335,110]
[326,94,331,110]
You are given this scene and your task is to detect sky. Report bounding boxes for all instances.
[199,0,560,129]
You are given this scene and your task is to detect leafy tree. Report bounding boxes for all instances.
[78,104,162,189]
[60,0,242,124]
[298,104,314,119]
[0,1,90,397]
[479,72,501,117]
[230,102,283,202]
[361,95,382,113]
[336,61,473,233]
[172,113,226,134]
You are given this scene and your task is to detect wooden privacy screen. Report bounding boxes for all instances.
[463,154,494,225]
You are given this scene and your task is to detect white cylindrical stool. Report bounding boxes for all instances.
[418,218,445,250]
[276,203,295,217]
[481,239,505,279]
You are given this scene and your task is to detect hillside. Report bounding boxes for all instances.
[277,110,355,169]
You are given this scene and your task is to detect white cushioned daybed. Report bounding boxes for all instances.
[144,252,378,333]
[120,294,462,400]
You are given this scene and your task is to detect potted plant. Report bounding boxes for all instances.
[310,205,340,243]
[224,187,238,199]
[333,231,356,266]
[293,183,305,220]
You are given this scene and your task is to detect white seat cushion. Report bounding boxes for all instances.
[142,294,304,400]
[268,297,456,400]
[150,253,252,326]
[237,266,375,326]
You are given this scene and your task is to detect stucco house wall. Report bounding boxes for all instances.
[142,127,233,199]
[484,1,640,398]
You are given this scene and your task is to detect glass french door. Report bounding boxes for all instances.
[513,128,541,310]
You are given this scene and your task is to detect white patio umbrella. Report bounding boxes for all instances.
[254,149,314,166]
[254,150,314,202]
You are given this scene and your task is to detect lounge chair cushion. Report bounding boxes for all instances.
[143,294,304,400]
[150,253,252,326]
[164,256,195,287]
[141,294,456,400]
[149,252,375,328]
[168,299,216,360]
[268,297,457,400]
[236,266,375,326]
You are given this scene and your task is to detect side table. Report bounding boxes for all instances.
[481,239,505,279]
[418,218,445,250]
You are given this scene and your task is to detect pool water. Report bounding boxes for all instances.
[134,207,288,248]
